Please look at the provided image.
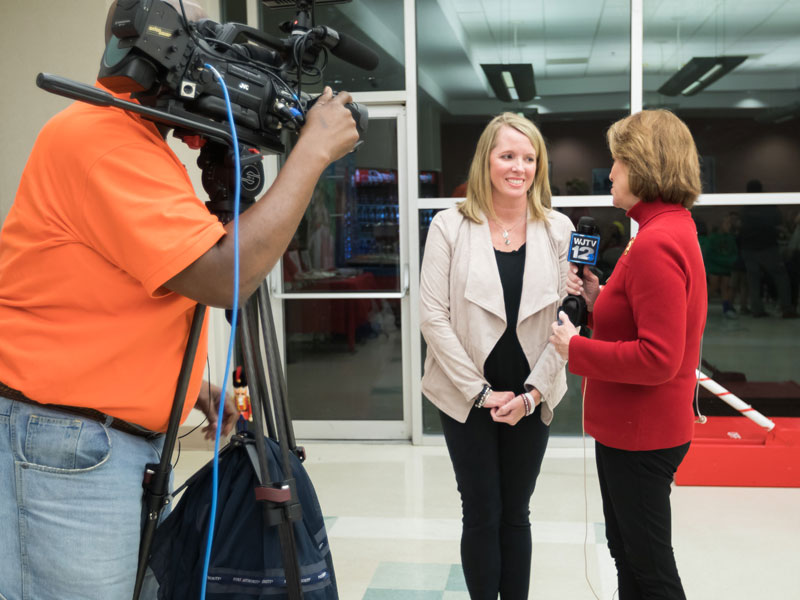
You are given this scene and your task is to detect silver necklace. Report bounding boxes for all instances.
[494,214,525,246]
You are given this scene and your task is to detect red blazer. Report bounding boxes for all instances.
[569,200,707,450]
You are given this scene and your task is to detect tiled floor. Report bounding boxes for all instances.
[172,437,800,599]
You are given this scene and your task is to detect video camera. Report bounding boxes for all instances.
[99,0,375,153]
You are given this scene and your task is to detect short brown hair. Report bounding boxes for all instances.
[459,113,552,223]
[607,110,701,209]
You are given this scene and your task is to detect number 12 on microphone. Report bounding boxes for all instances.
[568,232,600,265]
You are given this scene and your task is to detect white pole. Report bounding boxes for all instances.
[630,0,643,114]
[696,370,776,431]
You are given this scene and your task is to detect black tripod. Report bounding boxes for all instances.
[133,139,308,600]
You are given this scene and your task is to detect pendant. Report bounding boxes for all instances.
[502,229,511,245]
[505,239,511,245]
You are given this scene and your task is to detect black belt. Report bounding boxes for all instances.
[0,381,160,439]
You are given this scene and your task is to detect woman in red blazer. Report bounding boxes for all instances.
[550,110,707,600]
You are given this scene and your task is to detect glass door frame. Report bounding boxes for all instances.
[237,0,422,441]
[269,102,413,439]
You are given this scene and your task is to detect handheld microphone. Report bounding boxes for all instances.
[559,216,600,327]
[311,26,380,71]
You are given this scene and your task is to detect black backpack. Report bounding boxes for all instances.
[149,433,338,599]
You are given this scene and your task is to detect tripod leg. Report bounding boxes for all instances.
[257,281,301,457]
[240,301,277,440]
[239,299,273,488]
[133,304,207,600]
[241,294,304,600]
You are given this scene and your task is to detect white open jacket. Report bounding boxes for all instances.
[420,206,574,424]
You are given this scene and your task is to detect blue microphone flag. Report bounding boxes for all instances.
[568,231,600,266]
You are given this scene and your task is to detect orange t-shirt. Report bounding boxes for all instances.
[0,88,226,431]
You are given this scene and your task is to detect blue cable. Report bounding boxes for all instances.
[200,63,241,600]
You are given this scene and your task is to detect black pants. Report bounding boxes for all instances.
[440,404,549,600]
[595,441,691,600]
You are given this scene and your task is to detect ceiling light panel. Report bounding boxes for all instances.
[545,58,590,65]
[657,56,747,96]
[413,0,798,114]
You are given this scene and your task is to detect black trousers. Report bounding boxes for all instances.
[440,404,549,600]
[595,441,691,600]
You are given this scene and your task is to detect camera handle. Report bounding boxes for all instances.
[36,73,281,151]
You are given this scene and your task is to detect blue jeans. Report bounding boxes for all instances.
[0,396,164,600]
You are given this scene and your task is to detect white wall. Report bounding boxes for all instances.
[1,0,221,222]
[1,1,109,221]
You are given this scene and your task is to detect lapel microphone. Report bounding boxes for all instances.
[559,216,600,327]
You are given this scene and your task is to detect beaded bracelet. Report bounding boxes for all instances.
[474,384,491,408]
[522,392,534,417]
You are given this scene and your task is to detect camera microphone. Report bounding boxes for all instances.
[559,216,600,327]
[311,26,379,71]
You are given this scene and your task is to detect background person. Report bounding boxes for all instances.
[727,210,751,315]
[550,109,707,600]
[738,179,798,318]
[703,213,739,318]
[420,113,572,599]
[785,211,800,309]
[0,2,360,599]
[307,190,336,271]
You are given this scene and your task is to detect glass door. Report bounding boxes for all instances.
[270,105,411,439]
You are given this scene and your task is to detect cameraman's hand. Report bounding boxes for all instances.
[195,380,238,440]
[566,264,601,311]
[300,87,360,164]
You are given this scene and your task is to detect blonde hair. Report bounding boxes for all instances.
[607,110,702,209]
[459,113,552,223]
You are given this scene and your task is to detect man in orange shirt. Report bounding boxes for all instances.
[0,2,360,599]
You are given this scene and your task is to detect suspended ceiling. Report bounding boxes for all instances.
[312,0,800,117]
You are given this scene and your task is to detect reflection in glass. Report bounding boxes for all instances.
[282,118,400,292]
[418,208,444,434]
[692,204,800,418]
[416,0,630,198]
[644,1,800,193]
[281,115,403,422]
[694,204,800,319]
[257,0,405,94]
[285,298,403,420]
[220,0,247,24]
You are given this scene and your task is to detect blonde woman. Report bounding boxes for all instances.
[420,113,573,599]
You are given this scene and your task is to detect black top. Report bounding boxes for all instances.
[483,244,531,395]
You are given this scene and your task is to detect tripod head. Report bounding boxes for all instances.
[193,138,266,222]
